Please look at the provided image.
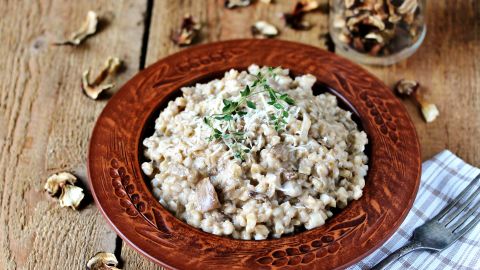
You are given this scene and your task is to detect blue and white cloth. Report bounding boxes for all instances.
[350,150,480,270]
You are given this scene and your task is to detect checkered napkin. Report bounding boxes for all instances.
[349,150,480,270]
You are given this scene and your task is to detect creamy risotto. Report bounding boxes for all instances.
[141,65,368,240]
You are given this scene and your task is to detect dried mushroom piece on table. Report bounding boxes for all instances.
[395,79,439,123]
[331,0,424,56]
[44,172,85,210]
[170,15,201,46]
[284,0,319,30]
[251,21,279,38]
[82,57,122,100]
[54,10,98,46]
[225,0,252,8]
[86,252,121,270]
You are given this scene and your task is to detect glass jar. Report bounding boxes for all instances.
[329,0,426,65]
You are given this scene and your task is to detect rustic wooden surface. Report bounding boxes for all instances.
[0,0,478,269]
[0,1,146,269]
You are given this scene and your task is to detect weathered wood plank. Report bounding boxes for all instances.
[0,1,146,269]
[363,0,480,166]
[144,0,329,65]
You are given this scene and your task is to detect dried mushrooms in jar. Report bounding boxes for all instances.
[330,0,425,57]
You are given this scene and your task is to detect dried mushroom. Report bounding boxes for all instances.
[397,0,418,14]
[196,177,220,212]
[86,252,121,270]
[395,79,439,123]
[284,0,319,30]
[251,21,279,38]
[44,172,85,210]
[170,15,201,46]
[54,11,98,46]
[332,0,424,56]
[225,0,252,8]
[82,57,122,100]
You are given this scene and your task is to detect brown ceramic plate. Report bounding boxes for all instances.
[88,39,421,270]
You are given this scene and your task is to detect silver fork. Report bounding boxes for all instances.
[371,173,480,270]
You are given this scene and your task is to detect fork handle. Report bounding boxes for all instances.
[370,241,423,270]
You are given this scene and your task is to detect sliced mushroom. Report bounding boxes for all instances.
[44,172,85,210]
[395,79,418,95]
[251,21,279,38]
[44,172,77,195]
[284,0,319,30]
[280,181,303,197]
[59,185,85,209]
[298,0,319,12]
[395,79,439,123]
[170,14,201,46]
[248,190,268,201]
[54,11,98,46]
[364,15,386,31]
[397,0,418,14]
[86,252,121,270]
[282,171,299,181]
[344,0,356,9]
[346,13,369,31]
[82,57,122,100]
[196,178,220,212]
[224,0,251,8]
[365,32,385,44]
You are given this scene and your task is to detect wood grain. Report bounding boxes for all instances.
[0,1,146,269]
[144,0,329,65]
[1,0,479,269]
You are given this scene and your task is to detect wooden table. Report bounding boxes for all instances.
[0,1,478,269]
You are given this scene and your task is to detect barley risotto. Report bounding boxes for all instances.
[141,65,368,240]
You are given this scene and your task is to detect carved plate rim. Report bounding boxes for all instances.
[88,39,421,270]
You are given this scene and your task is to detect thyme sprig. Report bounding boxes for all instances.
[203,67,296,161]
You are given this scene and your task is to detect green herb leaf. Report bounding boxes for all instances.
[284,96,295,105]
[203,117,211,126]
[268,90,276,101]
[222,104,231,113]
[273,103,284,110]
[204,66,297,161]
[240,85,251,97]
